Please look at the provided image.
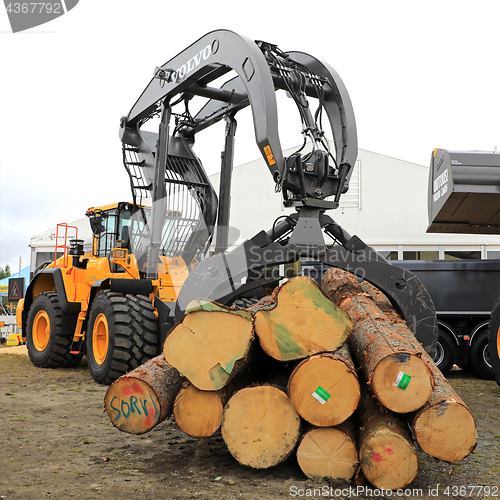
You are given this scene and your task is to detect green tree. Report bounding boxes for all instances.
[0,265,11,279]
[1,266,11,307]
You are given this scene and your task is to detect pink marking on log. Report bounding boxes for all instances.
[143,408,157,429]
[121,380,144,397]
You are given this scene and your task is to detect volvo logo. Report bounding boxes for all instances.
[169,44,212,83]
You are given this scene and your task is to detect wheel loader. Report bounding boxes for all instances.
[17,29,437,384]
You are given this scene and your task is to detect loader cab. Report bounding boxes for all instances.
[87,202,138,258]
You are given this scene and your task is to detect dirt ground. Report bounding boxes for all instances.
[0,345,499,500]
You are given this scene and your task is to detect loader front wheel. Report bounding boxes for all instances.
[26,292,73,368]
[86,291,158,385]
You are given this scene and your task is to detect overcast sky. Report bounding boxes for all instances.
[0,0,498,274]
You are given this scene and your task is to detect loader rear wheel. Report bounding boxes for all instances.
[86,291,158,385]
[26,292,74,368]
[92,313,110,365]
[488,298,500,386]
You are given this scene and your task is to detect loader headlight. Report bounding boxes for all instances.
[113,248,128,260]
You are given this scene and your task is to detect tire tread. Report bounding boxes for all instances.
[26,292,75,368]
[87,291,158,385]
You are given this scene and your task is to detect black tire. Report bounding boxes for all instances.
[488,298,500,385]
[86,291,158,385]
[457,362,473,373]
[432,329,456,375]
[470,329,494,379]
[26,292,74,368]
[67,353,84,367]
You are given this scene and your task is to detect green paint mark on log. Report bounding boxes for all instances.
[185,299,251,320]
[209,363,231,390]
[272,322,306,360]
[223,357,238,375]
[301,286,352,327]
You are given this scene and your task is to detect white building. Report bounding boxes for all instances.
[209,147,500,260]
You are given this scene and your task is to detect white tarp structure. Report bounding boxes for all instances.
[29,218,92,273]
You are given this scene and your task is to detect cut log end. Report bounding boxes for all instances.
[358,281,477,461]
[357,389,418,490]
[221,385,301,469]
[104,377,162,434]
[413,400,477,461]
[321,268,434,414]
[297,426,359,480]
[370,353,434,413]
[173,384,223,437]
[254,276,352,361]
[163,309,254,391]
[359,431,418,491]
[288,352,360,427]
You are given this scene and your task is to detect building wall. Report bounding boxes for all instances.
[209,147,500,259]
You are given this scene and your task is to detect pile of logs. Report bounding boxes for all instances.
[104,270,477,490]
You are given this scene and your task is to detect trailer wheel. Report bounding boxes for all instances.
[26,292,74,368]
[432,329,456,375]
[470,329,494,379]
[86,291,158,385]
[488,298,500,386]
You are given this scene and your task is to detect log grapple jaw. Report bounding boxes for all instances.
[119,30,437,354]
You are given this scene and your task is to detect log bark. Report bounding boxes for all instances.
[287,346,360,426]
[104,353,183,434]
[221,385,301,469]
[321,268,434,413]
[296,422,359,480]
[248,276,352,361]
[163,300,254,391]
[357,390,418,490]
[362,281,477,461]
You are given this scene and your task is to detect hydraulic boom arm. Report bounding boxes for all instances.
[120,29,357,204]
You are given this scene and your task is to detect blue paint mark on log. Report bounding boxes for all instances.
[110,395,157,421]
[394,352,411,364]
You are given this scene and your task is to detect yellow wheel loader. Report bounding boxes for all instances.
[18,202,193,383]
[18,30,437,385]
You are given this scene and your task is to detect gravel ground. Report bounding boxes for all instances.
[0,345,499,500]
